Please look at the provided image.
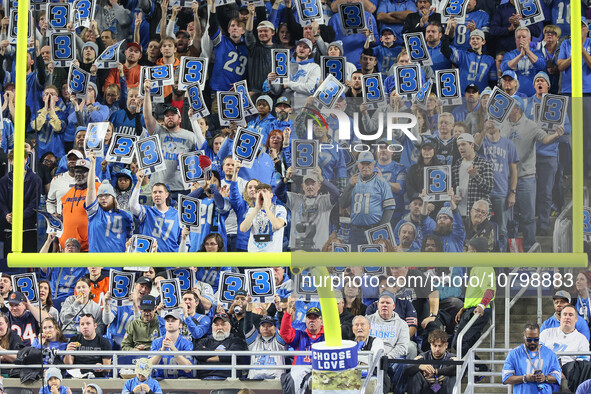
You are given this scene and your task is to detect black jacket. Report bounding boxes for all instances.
[194,334,248,379]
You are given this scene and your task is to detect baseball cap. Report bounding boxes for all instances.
[213,313,230,323]
[380,27,394,35]
[465,83,479,93]
[357,151,375,163]
[175,29,190,38]
[234,289,247,297]
[97,180,116,198]
[296,38,313,51]
[410,193,423,203]
[303,173,322,183]
[7,292,27,304]
[501,70,517,80]
[139,295,156,311]
[136,276,153,288]
[134,358,153,378]
[163,105,181,116]
[420,139,435,149]
[481,87,493,96]
[456,133,475,144]
[45,367,62,382]
[583,17,589,28]
[534,71,551,87]
[127,42,142,52]
[74,159,91,171]
[379,291,396,302]
[256,95,273,110]
[553,290,571,303]
[276,96,291,107]
[67,149,84,160]
[238,5,249,12]
[258,315,275,327]
[470,29,485,40]
[306,307,321,317]
[257,21,275,30]
[164,309,183,320]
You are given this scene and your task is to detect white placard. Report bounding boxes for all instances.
[423,165,452,202]
[106,134,138,164]
[435,69,462,106]
[292,139,319,171]
[11,273,39,304]
[135,135,166,175]
[232,127,263,168]
[245,268,276,303]
[67,64,90,99]
[108,269,135,306]
[178,194,201,232]
[84,122,109,156]
[313,74,346,109]
[403,33,432,66]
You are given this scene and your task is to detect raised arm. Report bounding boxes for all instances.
[86,152,97,207]
[142,79,157,135]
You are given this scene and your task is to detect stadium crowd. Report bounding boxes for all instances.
[0,0,586,391]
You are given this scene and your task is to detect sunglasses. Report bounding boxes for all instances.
[525,337,539,342]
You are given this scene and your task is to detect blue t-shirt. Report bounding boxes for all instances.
[376,0,416,43]
[478,136,519,198]
[547,0,570,38]
[136,205,182,252]
[350,174,396,226]
[375,160,406,213]
[122,376,162,394]
[86,200,133,253]
[150,335,194,379]
[502,344,561,393]
[559,38,591,94]
[427,42,453,72]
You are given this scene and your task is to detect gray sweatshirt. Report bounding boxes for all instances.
[366,311,410,359]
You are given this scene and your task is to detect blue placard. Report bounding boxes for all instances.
[423,165,452,202]
[47,3,71,32]
[50,32,76,67]
[167,268,195,292]
[271,49,290,83]
[321,56,346,84]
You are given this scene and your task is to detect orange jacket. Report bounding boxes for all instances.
[59,183,100,252]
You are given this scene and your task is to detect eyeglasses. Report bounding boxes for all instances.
[204,242,218,247]
[525,337,539,342]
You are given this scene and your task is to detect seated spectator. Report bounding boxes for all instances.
[280,303,325,394]
[31,317,68,364]
[353,315,389,388]
[60,277,104,337]
[5,291,49,346]
[502,323,561,393]
[121,358,162,394]
[0,312,23,373]
[121,295,160,351]
[404,329,457,394]
[63,314,112,377]
[574,271,591,324]
[84,384,102,394]
[194,312,248,380]
[85,267,109,307]
[541,291,590,340]
[394,194,435,250]
[149,310,193,379]
[540,304,589,366]
[39,367,70,394]
[367,292,410,394]
[464,200,497,252]
[38,280,60,322]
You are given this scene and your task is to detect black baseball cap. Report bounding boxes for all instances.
[213,313,230,323]
[306,307,321,317]
[163,105,181,116]
[420,140,435,150]
[136,276,153,288]
[258,315,275,327]
[465,83,479,93]
[235,290,247,298]
[7,292,27,304]
[140,295,156,311]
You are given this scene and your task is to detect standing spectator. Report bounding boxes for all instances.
[47,150,83,216]
[499,96,563,251]
[246,95,278,145]
[451,85,480,122]
[502,323,561,393]
[178,291,211,346]
[376,0,416,45]
[394,194,436,249]
[475,119,518,252]
[194,313,248,379]
[31,85,68,159]
[402,0,441,35]
[240,183,287,252]
[489,0,541,54]
[533,25,561,94]
[367,292,410,394]
[109,88,145,136]
[59,159,100,252]
[143,83,197,195]
[0,149,42,256]
[6,292,49,346]
[451,133,493,218]
[421,189,465,253]
[67,83,110,132]
[328,8,379,68]
[405,140,442,201]
[500,27,546,97]
[280,304,324,394]
[447,0,489,51]
[121,358,162,394]
[120,295,160,351]
[246,14,281,95]
[63,314,112,377]
[424,22,452,72]
[464,200,497,252]
[340,151,395,250]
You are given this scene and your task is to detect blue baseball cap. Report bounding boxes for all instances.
[511,95,525,112]
[501,70,517,80]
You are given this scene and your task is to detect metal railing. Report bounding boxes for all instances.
[360,348,385,394]
[0,349,382,392]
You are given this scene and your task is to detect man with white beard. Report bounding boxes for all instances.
[194,313,248,379]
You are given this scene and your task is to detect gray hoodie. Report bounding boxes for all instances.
[366,311,410,359]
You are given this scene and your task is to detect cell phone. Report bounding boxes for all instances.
[534,370,542,375]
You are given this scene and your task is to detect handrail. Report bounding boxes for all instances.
[359,348,384,394]
[553,200,573,253]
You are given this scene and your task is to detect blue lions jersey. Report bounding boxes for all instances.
[109,109,146,136]
[246,114,278,145]
[449,47,497,93]
[136,206,182,252]
[86,200,134,253]
[350,174,396,226]
[187,197,230,252]
[151,335,194,379]
[375,161,407,214]
[452,10,490,51]
[547,0,570,38]
[209,28,249,92]
[195,267,233,294]
[106,304,138,349]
